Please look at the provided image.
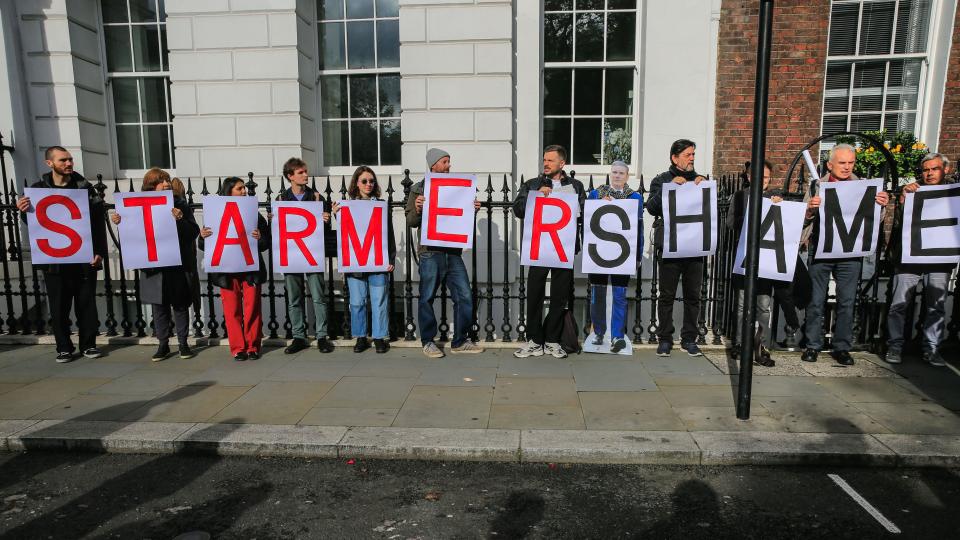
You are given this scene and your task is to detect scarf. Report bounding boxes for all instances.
[669,165,700,182]
[595,184,635,199]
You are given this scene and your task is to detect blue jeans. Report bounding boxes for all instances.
[347,272,389,339]
[805,259,861,351]
[887,271,950,353]
[418,251,473,347]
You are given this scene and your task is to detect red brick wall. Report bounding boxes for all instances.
[937,7,960,161]
[713,0,831,180]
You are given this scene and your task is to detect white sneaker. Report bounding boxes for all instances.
[513,340,543,358]
[543,342,568,359]
[451,341,484,354]
[422,341,445,358]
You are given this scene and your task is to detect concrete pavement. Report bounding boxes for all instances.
[0,343,959,466]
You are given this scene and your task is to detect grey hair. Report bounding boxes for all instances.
[828,143,857,161]
[920,152,950,169]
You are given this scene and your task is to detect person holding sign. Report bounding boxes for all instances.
[110,168,200,362]
[199,177,271,362]
[511,145,586,359]
[646,140,707,357]
[16,146,107,363]
[586,160,643,354]
[801,144,890,365]
[276,157,335,355]
[885,153,956,367]
[332,166,397,354]
[405,148,484,358]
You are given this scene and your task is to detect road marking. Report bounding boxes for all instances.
[828,474,901,534]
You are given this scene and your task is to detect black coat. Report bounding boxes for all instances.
[199,213,272,288]
[139,196,201,308]
[24,172,108,273]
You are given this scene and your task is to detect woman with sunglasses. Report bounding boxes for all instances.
[332,166,396,353]
[110,168,201,361]
[199,177,271,361]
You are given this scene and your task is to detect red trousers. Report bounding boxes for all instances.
[220,278,263,355]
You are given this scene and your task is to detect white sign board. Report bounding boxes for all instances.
[815,179,883,259]
[901,184,960,264]
[419,173,477,249]
[520,192,580,269]
[733,198,807,282]
[337,199,390,273]
[661,180,718,258]
[114,191,181,270]
[272,201,326,273]
[202,196,260,273]
[23,187,95,265]
[580,198,639,276]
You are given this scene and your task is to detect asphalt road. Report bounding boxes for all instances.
[0,452,957,539]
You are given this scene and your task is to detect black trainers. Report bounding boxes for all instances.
[316,337,334,353]
[354,337,370,353]
[374,338,390,354]
[611,338,627,353]
[656,341,672,357]
[801,348,819,363]
[681,342,703,357]
[178,344,194,359]
[284,338,308,354]
[592,334,605,346]
[152,343,171,362]
[56,351,75,364]
[247,350,260,361]
[234,352,247,362]
[82,347,103,359]
[884,348,902,365]
[831,350,854,366]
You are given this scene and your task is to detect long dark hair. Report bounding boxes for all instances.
[219,176,245,196]
[347,166,380,199]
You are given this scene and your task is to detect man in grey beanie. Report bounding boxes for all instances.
[405,148,484,357]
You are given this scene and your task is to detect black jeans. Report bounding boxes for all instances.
[771,280,801,329]
[656,256,703,344]
[153,303,191,345]
[526,266,573,345]
[44,266,99,353]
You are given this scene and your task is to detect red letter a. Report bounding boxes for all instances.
[211,201,254,266]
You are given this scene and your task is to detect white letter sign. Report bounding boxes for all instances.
[420,173,477,249]
[815,179,883,259]
[337,199,389,273]
[580,198,639,276]
[202,195,260,273]
[520,192,580,268]
[661,180,717,258]
[23,187,94,265]
[901,184,960,264]
[114,191,181,270]
[733,198,807,282]
[272,201,326,273]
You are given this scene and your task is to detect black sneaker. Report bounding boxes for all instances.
[316,337,335,353]
[923,351,946,367]
[831,350,854,366]
[247,350,260,361]
[801,348,819,363]
[681,342,703,357]
[884,348,902,365]
[656,341,672,357]
[234,352,247,362]
[284,338,308,354]
[82,347,103,359]
[374,338,389,354]
[592,334,605,346]
[611,338,627,353]
[354,337,370,353]
[178,344,194,359]
[152,343,171,362]
[56,351,75,364]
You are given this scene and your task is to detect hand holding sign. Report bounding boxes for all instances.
[580,199,640,276]
[733,198,807,281]
[114,191,181,270]
[901,184,960,264]
[337,199,390,273]
[520,191,579,268]
[661,180,717,258]
[23,188,95,265]
[420,173,477,249]
[272,201,326,273]
[201,195,260,273]
[815,179,883,259]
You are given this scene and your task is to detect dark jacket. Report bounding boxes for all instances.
[404,179,465,256]
[199,212,272,288]
[139,196,201,308]
[276,185,337,259]
[512,172,586,254]
[24,172,108,273]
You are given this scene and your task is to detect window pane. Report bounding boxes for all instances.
[376,19,399,68]
[604,68,633,115]
[346,0,374,19]
[376,0,399,18]
[894,0,931,54]
[575,12,603,61]
[159,27,168,70]
[322,121,349,166]
[851,61,885,112]
[823,63,851,113]
[112,78,140,123]
[543,118,572,154]
[822,115,847,136]
[378,74,400,117]
[544,13,573,62]
[603,118,632,165]
[576,0,604,9]
[105,26,133,72]
[885,112,915,133]
[129,0,157,23]
[608,0,637,9]
[573,69,602,115]
[828,3,858,56]
[320,75,349,118]
[351,121,378,165]
[116,125,143,170]
[131,24,162,71]
[850,114,881,133]
[157,0,166,22]
[319,0,344,20]
[858,1,895,56]
[380,120,401,165]
[885,59,922,110]
[606,12,635,61]
[543,69,572,116]
[573,118,602,164]
[140,77,168,122]
[347,21,375,69]
[349,75,377,118]
[144,125,171,168]
[319,22,346,70]
[102,0,129,23]
[544,0,572,10]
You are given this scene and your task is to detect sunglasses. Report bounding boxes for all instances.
[359,179,376,185]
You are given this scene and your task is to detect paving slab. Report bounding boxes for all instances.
[673,406,788,432]
[521,430,700,464]
[179,357,292,387]
[692,431,897,466]
[48,360,142,379]
[853,402,960,435]
[873,434,960,467]
[659,385,739,408]
[817,377,929,404]
[8,419,195,453]
[299,407,399,427]
[0,377,111,419]
[639,356,721,376]
[0,357,63,384]
[0,382,24,395]
[338,426,519,461]
[121,385,251,423]
[750,376,835,397]
[757,395,892,434]
[345,358,428,378]
[32,394,151,421]
[497,357,573,379]
[488,405,585,430]
[392,386,493,429]
[265,358,357,382]
[578,391,685,431]
[313,377,417,409]
[210,381,334,425]
[892,379,960,411]
[491,377,579,407]
[176,423,347,457]
[415,366,498,387]
[85,371,192,398]
[652,374,737,387]
[571,361,657,391]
